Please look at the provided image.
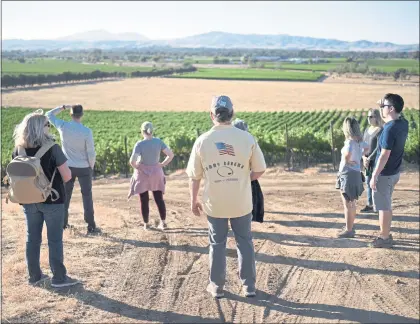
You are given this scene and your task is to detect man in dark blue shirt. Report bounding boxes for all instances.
[370,93,409,248]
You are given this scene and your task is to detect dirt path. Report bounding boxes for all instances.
[1,168,419,323]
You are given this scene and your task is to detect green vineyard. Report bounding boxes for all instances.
[1,107,418,177]
[167,68,323,81]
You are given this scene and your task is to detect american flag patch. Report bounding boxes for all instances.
[215,142,235,156]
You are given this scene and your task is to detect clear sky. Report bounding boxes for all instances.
[2,1,419,44]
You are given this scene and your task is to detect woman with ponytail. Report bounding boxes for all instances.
[128,121,174,230]
[335,117,369,238]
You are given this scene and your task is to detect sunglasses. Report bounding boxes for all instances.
[380,104,393,109]
[367,116,374,119]
[44,122,51,128]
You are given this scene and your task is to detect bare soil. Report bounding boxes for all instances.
[2,77,419,112]
[2,167,419,323]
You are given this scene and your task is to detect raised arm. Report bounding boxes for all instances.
[46,105,71,130]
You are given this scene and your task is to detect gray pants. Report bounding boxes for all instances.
[207,213,256,292]
[64,167,95,228]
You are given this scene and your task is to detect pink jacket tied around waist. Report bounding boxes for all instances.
[127,164,166,200]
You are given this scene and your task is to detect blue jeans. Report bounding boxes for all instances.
[366,175,373,206]
[22,203,67,282]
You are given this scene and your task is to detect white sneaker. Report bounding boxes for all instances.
[244,290,256,297]
[144,223,150,230]
[158,222,167,230]
[206,284,224,298]
[243,286,256,297]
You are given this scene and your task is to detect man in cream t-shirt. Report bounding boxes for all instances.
[186,95,266,298]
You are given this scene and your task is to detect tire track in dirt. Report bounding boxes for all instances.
[255,227,322,323]
[255,207,419,324]
[149,231,202,322]
[229,239,269,324]
[164,234,222,321]
[252,203,352,323]
[353,272,419,320]
[79,170,418,323]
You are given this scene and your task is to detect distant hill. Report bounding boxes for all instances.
[164,32,419,52]
[2,31,419,52]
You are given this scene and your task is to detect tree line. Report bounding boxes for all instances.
[3,48,419,63]
[1,66,197,88]
[328,62,418,79]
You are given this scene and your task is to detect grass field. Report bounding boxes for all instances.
[262,59,419,73]
[3,58,417,76]
[167,68,323,81]
[183,56,241,64]
[263,62,341,71]
[1,59,154,75]
[366,59,419,73]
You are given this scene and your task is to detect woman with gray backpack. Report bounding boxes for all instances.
[5,109,80,288]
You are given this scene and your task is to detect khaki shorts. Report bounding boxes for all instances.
[373,173,400,211]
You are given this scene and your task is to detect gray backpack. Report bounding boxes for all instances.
[5,141,60,204]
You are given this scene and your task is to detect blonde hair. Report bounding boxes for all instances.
[13,109,54,148]
[368,108,384,128]
[141,121,153,135]
[342,117,363,142]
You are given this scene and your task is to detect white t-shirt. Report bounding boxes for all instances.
[186,125,266,218]
[339,139,368,172]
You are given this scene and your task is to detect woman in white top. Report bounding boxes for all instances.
[360,108,384,213]
[336,117,369,238]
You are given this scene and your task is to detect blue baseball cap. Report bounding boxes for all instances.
[211,95,233,114]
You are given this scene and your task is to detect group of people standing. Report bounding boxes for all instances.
[7,92,409,298]
[336,93,408,248]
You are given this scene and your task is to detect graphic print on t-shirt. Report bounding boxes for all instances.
[215,142,235,156]
[217,166,234,177]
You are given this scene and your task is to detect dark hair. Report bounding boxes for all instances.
[384,93,404,113]
[71,104,84,117]
[214,108,233,123]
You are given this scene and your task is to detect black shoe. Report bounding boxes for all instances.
[64,224,74,230]
[51,275,80,288]
[369,235,394,248]
[360,205,374,213]
[87,225,101,234]
[337,227,356,238]
[28,273,49,286]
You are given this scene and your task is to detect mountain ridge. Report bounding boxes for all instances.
[3,31,419,52]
